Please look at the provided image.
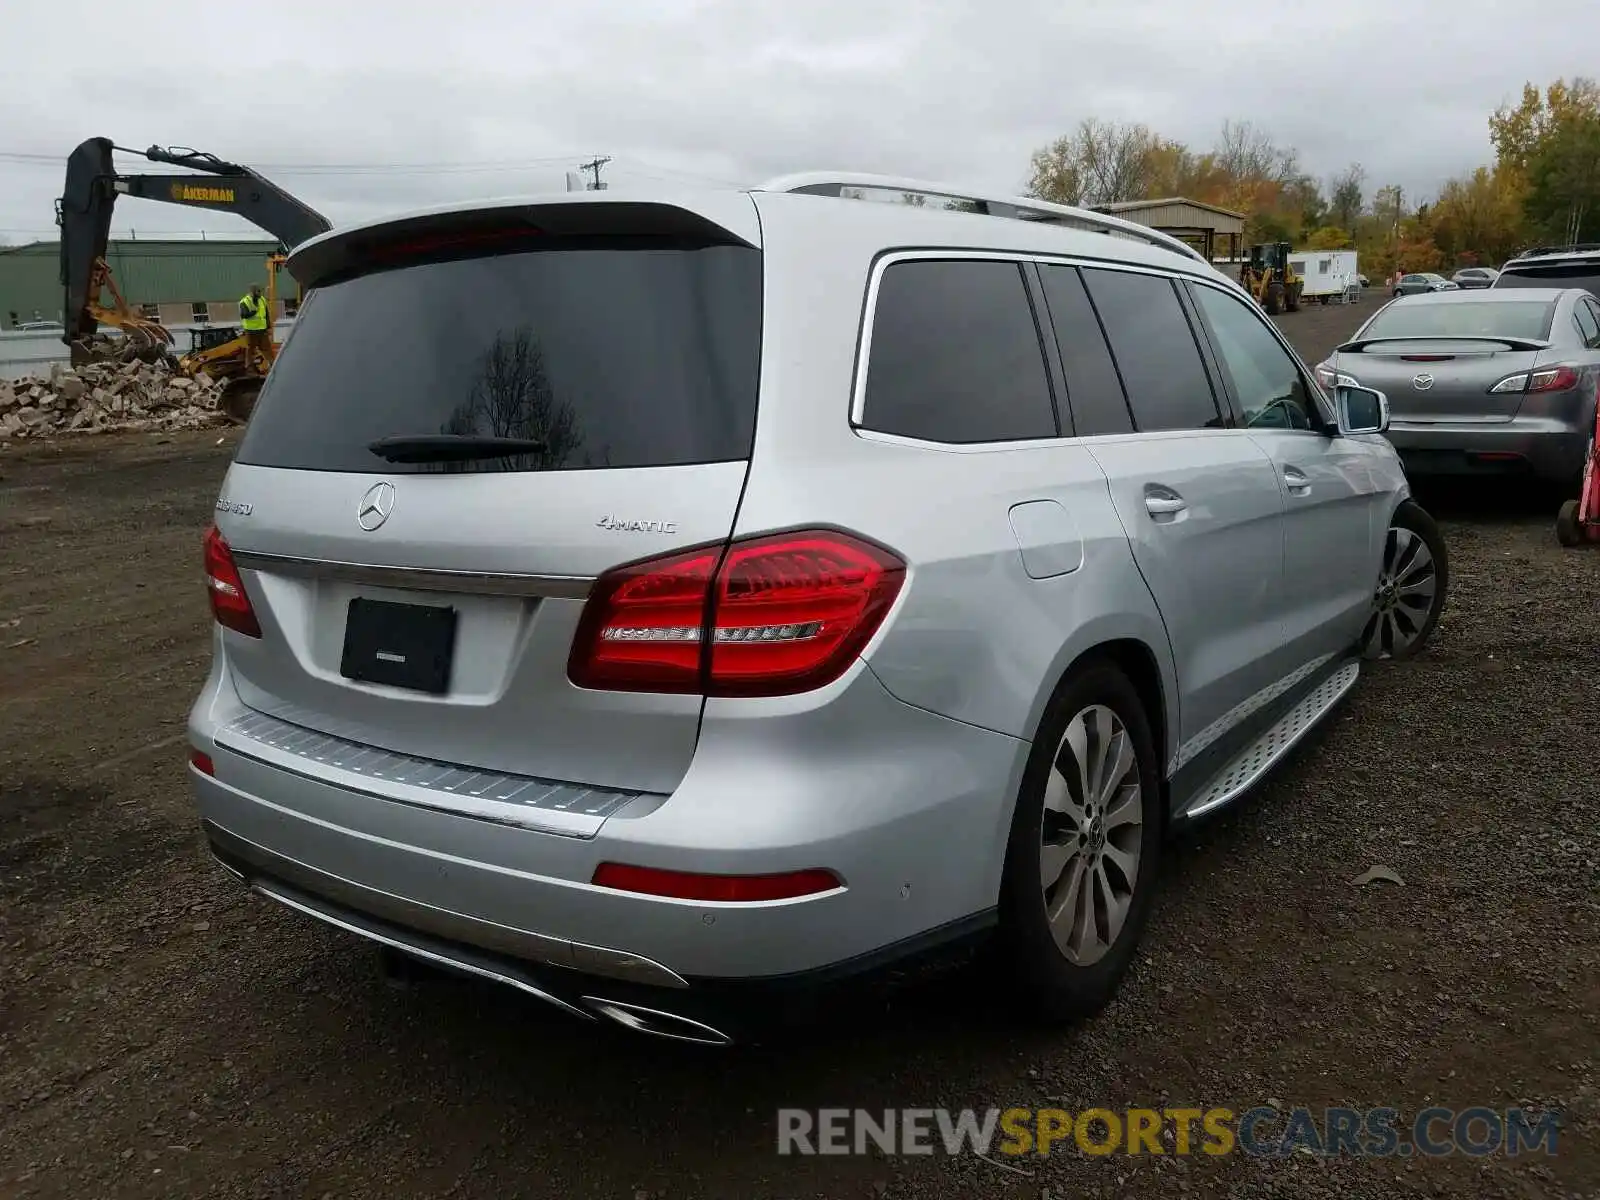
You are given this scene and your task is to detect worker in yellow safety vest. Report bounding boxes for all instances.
[238,284,271,373]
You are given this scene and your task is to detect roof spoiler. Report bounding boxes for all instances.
[286,199,758,288]
[1336,335,1552,354]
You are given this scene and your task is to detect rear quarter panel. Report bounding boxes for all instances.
[736,197,1180,759]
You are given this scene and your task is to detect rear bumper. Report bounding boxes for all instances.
[187,654,1025,1033]
[1386,418,1589,483]
[203,825,995,1044]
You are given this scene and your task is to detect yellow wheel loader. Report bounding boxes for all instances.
[1239,241,1303,316]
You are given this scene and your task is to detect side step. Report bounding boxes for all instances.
[1183,659,1360,820]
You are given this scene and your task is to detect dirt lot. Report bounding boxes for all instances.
[1,291,1596,1199]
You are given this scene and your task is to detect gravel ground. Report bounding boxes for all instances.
[0,292,1596,1199]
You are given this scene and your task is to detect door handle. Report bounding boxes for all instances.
[1282,466,1312,496]
[1143,488,1188,517]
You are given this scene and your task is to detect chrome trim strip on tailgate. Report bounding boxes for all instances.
[213,708,656,838]
[230,550,594,600]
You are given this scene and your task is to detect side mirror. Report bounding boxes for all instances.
[1336,385,1389,435]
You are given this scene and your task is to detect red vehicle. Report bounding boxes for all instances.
[1556,405,1600,546]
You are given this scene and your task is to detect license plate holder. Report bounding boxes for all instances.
[339,598,458,694]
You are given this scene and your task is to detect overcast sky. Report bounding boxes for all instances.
[1,0,1592,243]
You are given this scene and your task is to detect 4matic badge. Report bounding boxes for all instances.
[597,515,678,534]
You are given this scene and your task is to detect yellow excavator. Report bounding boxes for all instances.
[1239,242,1303,315]
[56,137,331,421]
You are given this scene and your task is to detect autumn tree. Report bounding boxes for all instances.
[1329,164,1366,233]
[1303,226,1354,250]
[1028,119,1171,205]
[1428,167,1525,265]
[1490,77,1600,244]
[1526,111,1600,243]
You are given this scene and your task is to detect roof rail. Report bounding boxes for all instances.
[753,171,1211,266]
[1515,243,1600,258]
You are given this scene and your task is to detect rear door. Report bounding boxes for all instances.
[1071,265,1289,748]
[210,199,764,795]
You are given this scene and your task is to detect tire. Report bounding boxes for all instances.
[1556,499,1583,547]
[1264,283,1284,316]
[996,660,1163,1022]
[1285,283,1302,312]
[1360,499,1449,661]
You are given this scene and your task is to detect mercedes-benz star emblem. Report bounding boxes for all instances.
[1411,373,1434,391]
[357,482,396,531]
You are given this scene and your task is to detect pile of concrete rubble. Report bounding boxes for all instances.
[0,359,229,439]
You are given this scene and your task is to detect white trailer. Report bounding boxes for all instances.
[1290,249,1361,304]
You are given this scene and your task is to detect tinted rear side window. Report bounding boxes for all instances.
[1036,264,1133,436]
[860,259,1057,443]
[1496,263,1600,300]
[235,242,762,474]
[1081,268,1221,431]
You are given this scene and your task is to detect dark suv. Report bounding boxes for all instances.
[1494,245,1600,300]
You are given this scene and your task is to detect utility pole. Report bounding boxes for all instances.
[579,156,611,191]
[1391,186,1403,279]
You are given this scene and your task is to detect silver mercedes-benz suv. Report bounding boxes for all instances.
[189,172,1448,1044]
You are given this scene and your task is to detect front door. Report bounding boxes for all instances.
[1187,277,1386,666]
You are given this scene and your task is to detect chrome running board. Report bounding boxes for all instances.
[1183,659,1360,819]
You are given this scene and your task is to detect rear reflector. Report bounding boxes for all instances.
[591,862,842,902]
[190,750,215,776]
[203,524,261,638]
[568,529,906,697]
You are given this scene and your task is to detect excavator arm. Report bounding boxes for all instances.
[56,136,331,348]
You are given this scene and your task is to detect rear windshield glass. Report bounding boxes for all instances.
[1496,263,1600,300]
[235,241,762,474]
[1362,299,1555,341]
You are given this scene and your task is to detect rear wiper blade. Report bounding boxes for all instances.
[367,435,548,463]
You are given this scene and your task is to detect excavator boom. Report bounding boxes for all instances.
[56,136,331,348]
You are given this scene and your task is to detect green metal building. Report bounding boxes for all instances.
[0,238,301,330]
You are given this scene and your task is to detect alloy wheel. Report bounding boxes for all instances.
[1039,704,1144,966]
[1361,525,1437,657]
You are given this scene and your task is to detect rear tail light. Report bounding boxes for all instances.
[568,529,906,697]
[1313,363,1358,390]
[592,862,842,901]
[1489,365,1581,394]
[203,524,261,638]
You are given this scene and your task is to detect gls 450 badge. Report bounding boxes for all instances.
[597,515,678,534]
[215,500,254,516]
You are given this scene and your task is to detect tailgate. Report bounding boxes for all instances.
[1334,340,1545,423]
[211,197,763,797]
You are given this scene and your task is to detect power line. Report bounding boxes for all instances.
[1,145,748,186]
[0,149,588,175]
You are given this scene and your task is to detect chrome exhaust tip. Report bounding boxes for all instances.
[582,997,733,1046]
